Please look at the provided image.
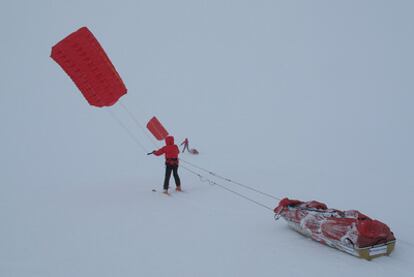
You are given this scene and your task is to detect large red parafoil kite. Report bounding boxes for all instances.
[51,27,127,107]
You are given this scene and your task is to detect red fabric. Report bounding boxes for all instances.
[274,198,303,214]
[147,116,169,141]
[153,136,180,164]
[274,198,396,248]
[356,220,394,246]
[51,27,127,107]
[306,201,328,210]
[321,218,356,241]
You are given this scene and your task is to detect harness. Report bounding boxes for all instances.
[166,158,179,166]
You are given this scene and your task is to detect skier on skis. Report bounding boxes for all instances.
[180,138,190,153]
[180,138,199,155]
[149,135,181,194]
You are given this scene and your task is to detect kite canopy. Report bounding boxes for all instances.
[51,27,127,107]
[147,116,169,141]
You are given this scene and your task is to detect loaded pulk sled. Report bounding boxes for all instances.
[274,198,396,260]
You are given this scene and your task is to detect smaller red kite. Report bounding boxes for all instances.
[147,116,169,141]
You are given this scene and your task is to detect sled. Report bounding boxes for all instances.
[274,198,396,260]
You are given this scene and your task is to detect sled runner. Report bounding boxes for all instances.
[274,198,396,260]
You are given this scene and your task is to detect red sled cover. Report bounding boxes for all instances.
[51,27,127,107]
[274,198,396,259]
[147,116,169,141]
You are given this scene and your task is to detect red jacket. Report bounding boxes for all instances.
[153,136,180,164]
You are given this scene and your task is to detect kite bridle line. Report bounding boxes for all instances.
[106,108,149,153]
[119,101,158,149]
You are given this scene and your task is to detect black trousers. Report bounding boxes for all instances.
[164,164,181,190]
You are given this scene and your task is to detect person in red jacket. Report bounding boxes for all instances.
[150,136,181,194]
[180,138,190,153]
[180,137,200,155]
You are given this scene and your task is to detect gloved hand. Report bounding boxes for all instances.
[147,151,155,155]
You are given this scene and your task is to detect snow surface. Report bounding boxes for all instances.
[1,0,414,276]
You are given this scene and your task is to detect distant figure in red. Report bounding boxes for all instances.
[151,136,181,194]
[180,138,190,153]
[180,138,199,155]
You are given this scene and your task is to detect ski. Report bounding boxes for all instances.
[152,188,184,195]
[152,189,171,196]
